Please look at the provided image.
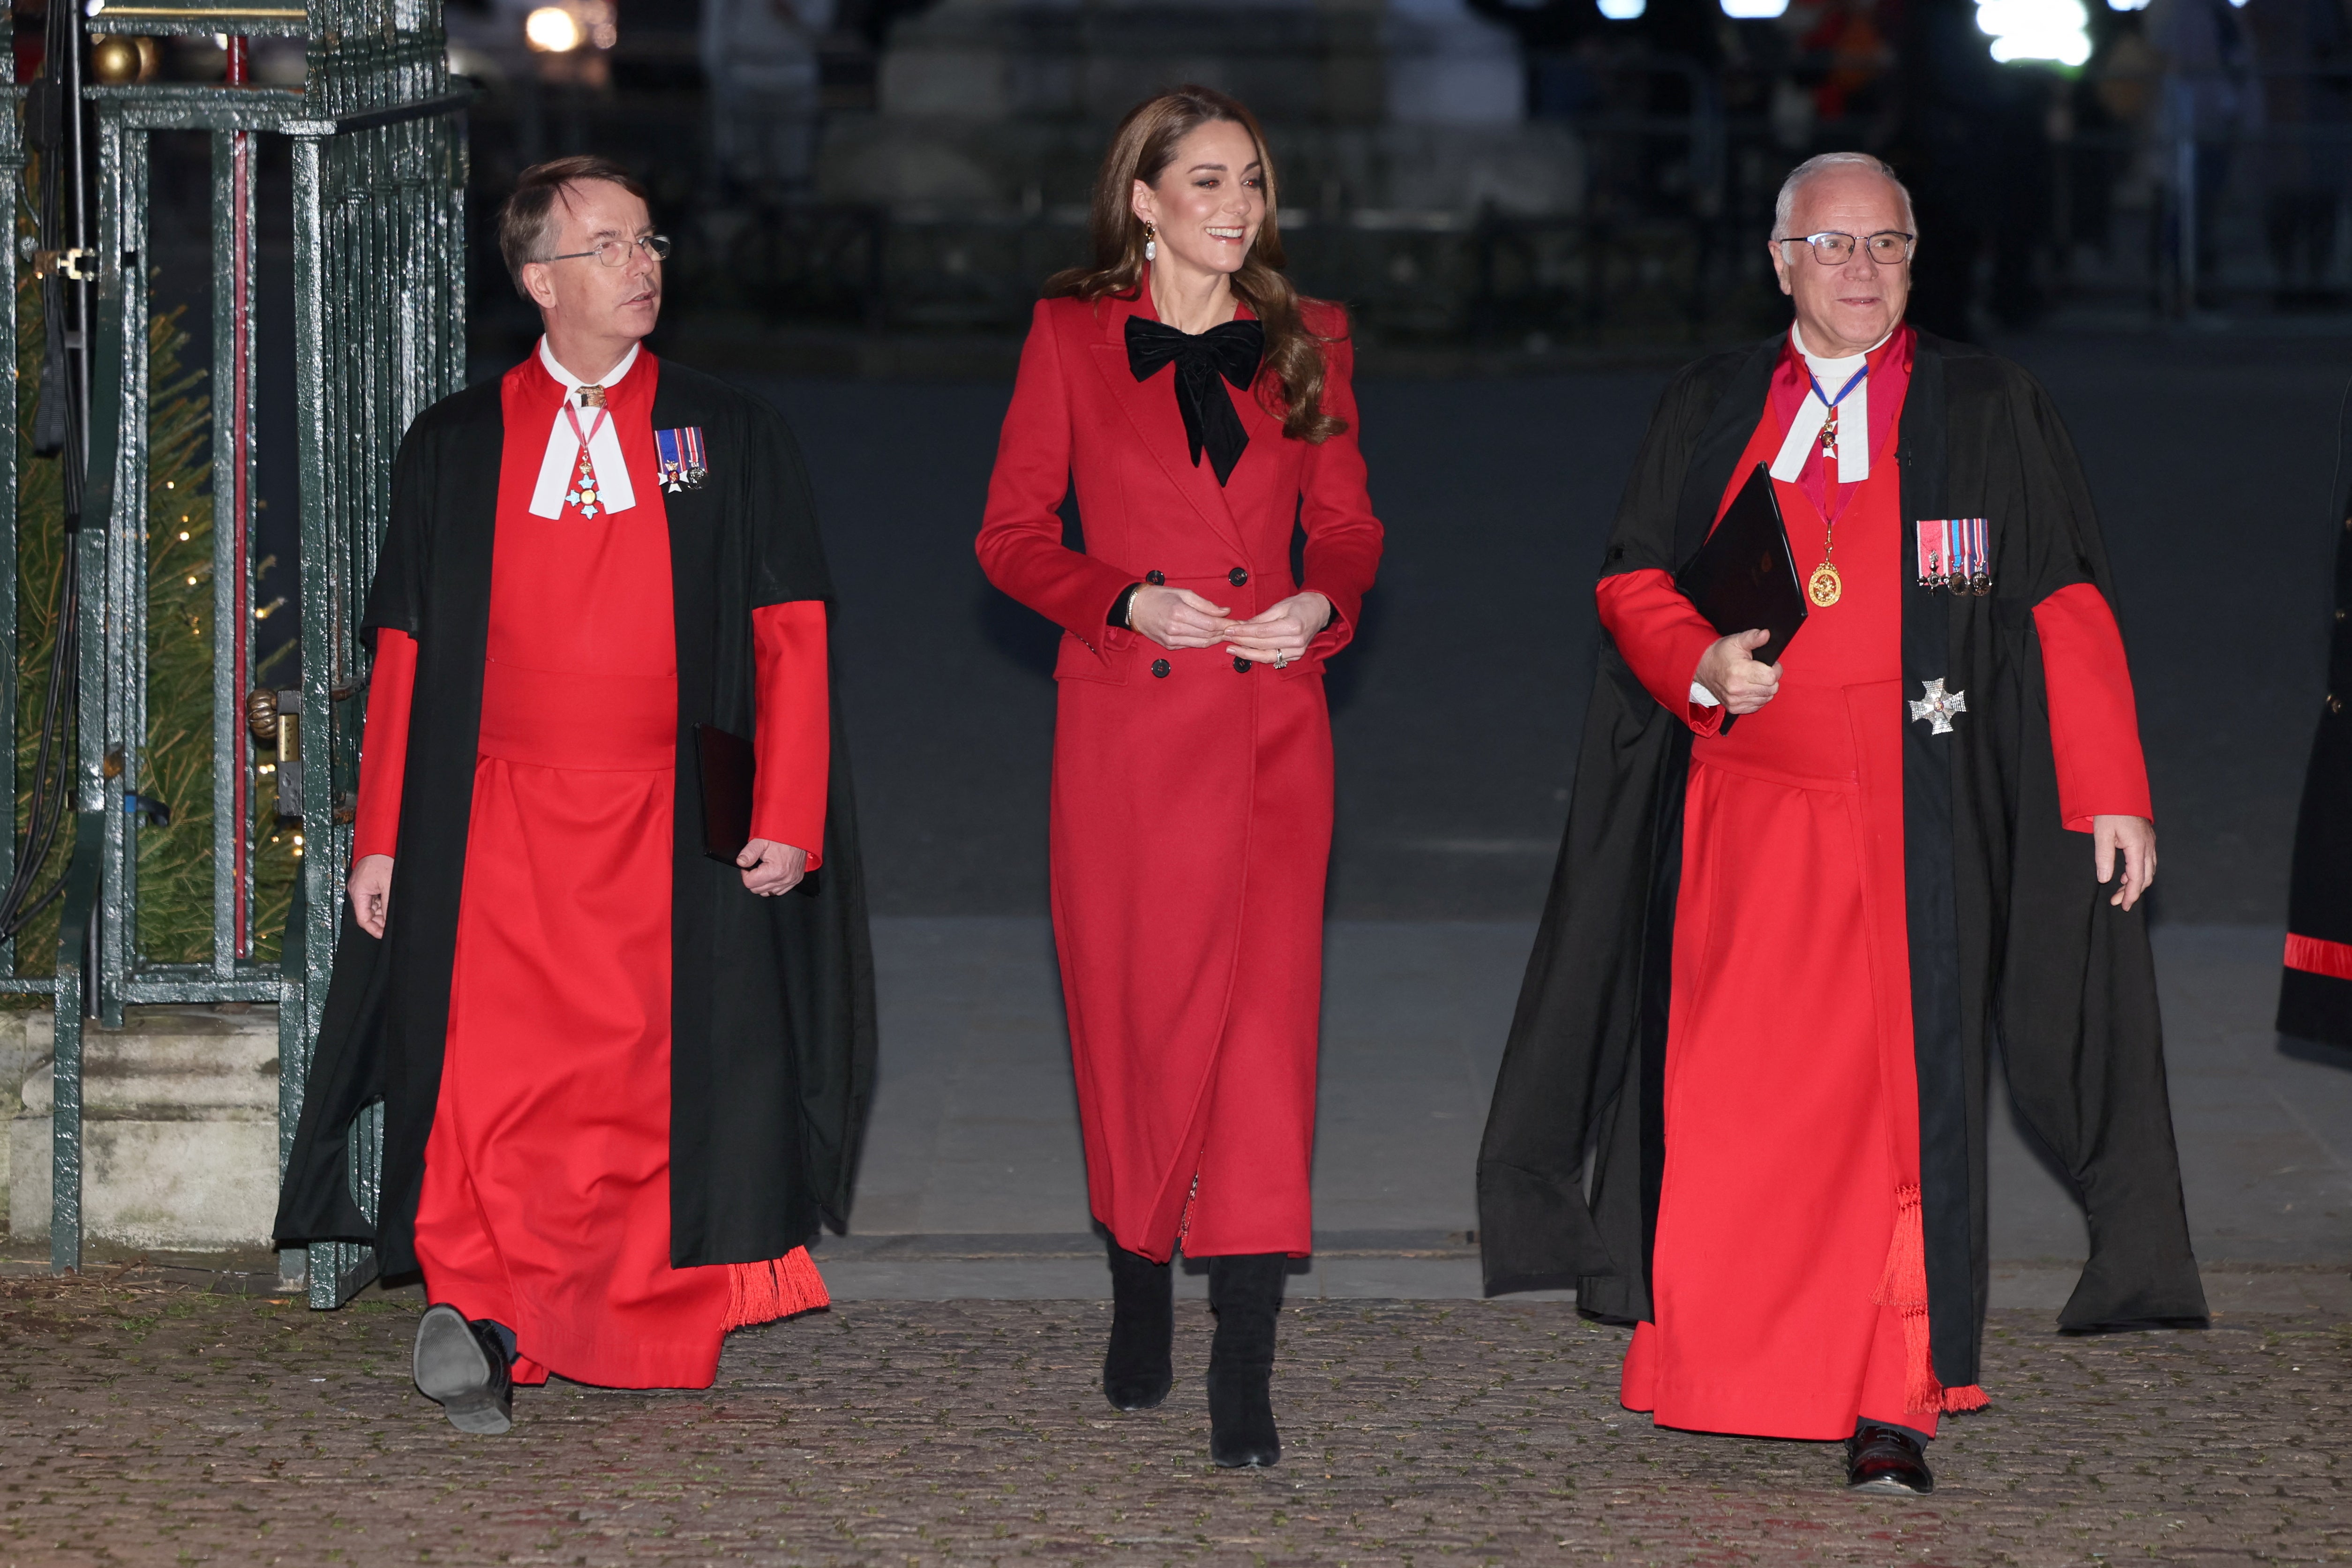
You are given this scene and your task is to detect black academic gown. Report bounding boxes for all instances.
[1476,330,2207,1395]
[274,362,878,1278]
[2278,486,2352,1048]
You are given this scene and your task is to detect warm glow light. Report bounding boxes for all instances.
[185,575,197,586]
[1978,0,2091,63]
[177,530,189,540]
[525,6,583,51]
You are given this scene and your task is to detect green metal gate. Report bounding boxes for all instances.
[26,0,466,1307]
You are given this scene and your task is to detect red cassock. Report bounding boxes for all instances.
[1597,327,2152,1439]
[351,350,833,1389]
[976,288,1384,1260]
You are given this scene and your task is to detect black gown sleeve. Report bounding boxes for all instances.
[740,398,836,609]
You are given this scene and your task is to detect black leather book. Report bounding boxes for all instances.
[1674,462,1808,668]
[693,722,755,864]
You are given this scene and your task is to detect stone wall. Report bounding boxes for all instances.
[7,1006,283,1252]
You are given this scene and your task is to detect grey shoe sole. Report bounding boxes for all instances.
[413,1305,513,1436]
[1847,1471,1933,1495]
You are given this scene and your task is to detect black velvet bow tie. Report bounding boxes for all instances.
[1125,315,1265,486]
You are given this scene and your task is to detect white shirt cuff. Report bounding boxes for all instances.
[1689,682,1721,708]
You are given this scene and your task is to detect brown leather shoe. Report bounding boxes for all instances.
[1845,1423,1934,1494]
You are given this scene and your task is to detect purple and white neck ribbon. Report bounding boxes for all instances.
[1770,326,1887,488]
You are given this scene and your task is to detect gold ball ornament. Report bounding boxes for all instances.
[89,36,142,84]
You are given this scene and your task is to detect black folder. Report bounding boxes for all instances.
[1674,462,1808,668]
[693,722,755,864]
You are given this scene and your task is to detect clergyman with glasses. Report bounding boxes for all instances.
[274,156,876,1434]
[1477,151,2203,1494]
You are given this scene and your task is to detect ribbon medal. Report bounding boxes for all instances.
[1915,518,1991,595]
[562,393,607,519]
[655,426,707,493]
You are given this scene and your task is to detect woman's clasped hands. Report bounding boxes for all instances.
[1127,585,1332,669]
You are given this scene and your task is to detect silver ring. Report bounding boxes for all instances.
[1275,652,1291,669]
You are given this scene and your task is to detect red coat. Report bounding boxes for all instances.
[977,286,1383,1260]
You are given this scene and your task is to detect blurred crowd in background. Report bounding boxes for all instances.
[18,0,2352,357]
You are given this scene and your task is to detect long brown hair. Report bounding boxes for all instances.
[1045,85,1346,444]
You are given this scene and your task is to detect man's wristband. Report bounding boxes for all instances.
[1108,582,1143,629]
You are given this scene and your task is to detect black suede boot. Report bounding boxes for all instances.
[1205,1253,1285,1467]
[1102,1239,1173,1411]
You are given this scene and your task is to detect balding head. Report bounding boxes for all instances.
[1773,152,1915,241]
[1768,153,1916,357]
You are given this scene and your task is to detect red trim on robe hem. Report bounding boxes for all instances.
[352,628,418,861]
[724,1246,830,1330]
[2285,932,2352,982]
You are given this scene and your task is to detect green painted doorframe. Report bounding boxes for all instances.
[35,2,467,1307]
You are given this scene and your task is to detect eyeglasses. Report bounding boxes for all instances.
[1777,230,1915,265]
[541,233,672,268]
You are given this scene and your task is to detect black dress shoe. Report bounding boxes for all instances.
[413,1303,514,1435]
[1103,1240,1173,1411]
[1206,1254,1285,1468]
[1845,1422,1934,1494]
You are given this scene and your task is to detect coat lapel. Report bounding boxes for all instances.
[1088,292,1249,557]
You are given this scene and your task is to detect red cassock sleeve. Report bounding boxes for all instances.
[1595,568,1728,737]
[2033,580,2153,830]
[748,599,830,869]
[975,301,1147,640]
[350,628,417,861]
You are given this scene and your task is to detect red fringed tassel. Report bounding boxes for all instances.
[1941,1383,1990,1413]
[723,1246,831,1331]
[1872,1184,1950,1418]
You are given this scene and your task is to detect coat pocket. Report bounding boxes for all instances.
[1054,629,1131,685]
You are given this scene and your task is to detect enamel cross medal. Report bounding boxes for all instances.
[563,386,607,519]
[1909,678,1967,735]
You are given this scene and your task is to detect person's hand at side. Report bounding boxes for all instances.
[737,839,809,896]
[349,853,394,939]
[2093,815,2155,910]
[1693,629,1781,714]
[1128,586,1232,650]
[1223,592,1332,666]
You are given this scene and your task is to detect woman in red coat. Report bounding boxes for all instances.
[976,85,1383,1468]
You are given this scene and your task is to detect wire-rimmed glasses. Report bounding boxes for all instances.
[543,234,672,268]
[1777,230,1915,266]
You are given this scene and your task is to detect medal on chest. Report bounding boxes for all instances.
[1800,366,1866,608]
[562,390,609,520]
[1807,555,1843,608]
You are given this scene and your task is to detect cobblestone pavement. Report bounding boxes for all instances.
[0,1272,2343,1567]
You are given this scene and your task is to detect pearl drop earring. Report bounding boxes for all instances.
[1143,223,1157,263]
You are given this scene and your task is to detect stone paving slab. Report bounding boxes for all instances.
[0,1270,2344,1566]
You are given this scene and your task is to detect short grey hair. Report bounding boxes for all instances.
[1772,152,1917,240]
